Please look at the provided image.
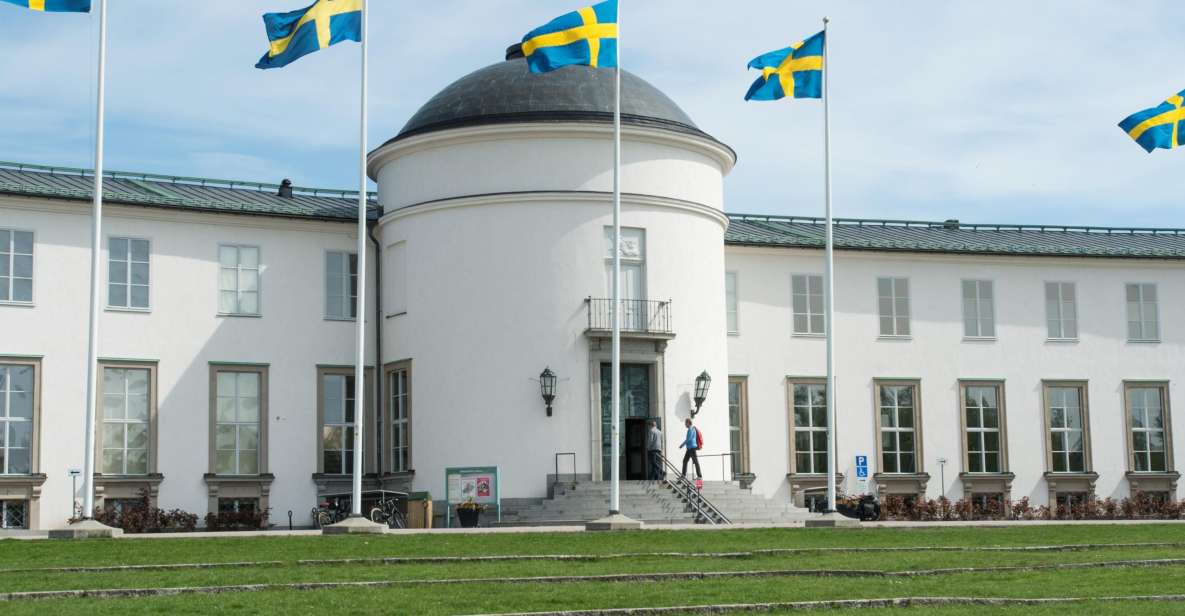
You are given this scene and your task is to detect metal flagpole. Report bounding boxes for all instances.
[609,0,622,517]
[350,0,369,518]
[822,16,838,513]
[80,0,109,521]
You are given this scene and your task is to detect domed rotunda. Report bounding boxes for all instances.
[368,53,736,500]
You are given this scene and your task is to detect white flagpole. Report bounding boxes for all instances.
[609,0,622,517]
[350,0,369,518]
[822,17,838,513]
[80,0,109,520]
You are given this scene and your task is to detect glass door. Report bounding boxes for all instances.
[600,363,650,480]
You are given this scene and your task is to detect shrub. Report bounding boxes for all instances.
[877,491,1184,522]
[76,489,198,533]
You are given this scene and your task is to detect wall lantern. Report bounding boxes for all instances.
[539,367,558,416]
[692,370,712,417]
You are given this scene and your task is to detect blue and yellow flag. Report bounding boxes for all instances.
[256,0,361,70]
[0,0,90,11]
[1119,89,1185,153]
[744,31,825,101]
[521,0,617,74]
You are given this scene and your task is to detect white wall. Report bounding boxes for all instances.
[726,245,1185,506]
[0,197,376,529]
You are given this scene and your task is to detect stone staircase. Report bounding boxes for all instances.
[497,480,815,526]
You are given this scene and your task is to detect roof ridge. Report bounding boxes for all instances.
[0,160,377,201]
[726,213,1185,236]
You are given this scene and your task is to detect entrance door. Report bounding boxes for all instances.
[624,418,648,480]
[600,363,650,480]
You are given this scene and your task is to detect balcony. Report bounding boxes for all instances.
[584,298,674,341]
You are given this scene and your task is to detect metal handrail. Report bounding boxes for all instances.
[656,454,731,525]
[585,298,673,334]
[554,452,577,493]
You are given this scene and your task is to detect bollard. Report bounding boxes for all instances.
[287,510,293,531]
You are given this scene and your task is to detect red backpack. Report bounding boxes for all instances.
[695,428,704,449]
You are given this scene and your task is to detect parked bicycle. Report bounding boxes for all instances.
[368,491,408,529]
[312,490,409,529]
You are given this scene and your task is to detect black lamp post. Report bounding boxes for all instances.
[692,370,711,417]
[539,367,557,416]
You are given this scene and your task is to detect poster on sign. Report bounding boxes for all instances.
[445,466,502,527]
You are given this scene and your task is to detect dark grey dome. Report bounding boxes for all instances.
[387,58,725,148]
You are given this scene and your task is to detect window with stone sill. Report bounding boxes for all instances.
[389,367,410,473]
[1127,384,1170,473]
[0,363,35,475]
[322,373,356,475]
[1046,385,1088,473]
[214,371,261,475]
[962,383,1004,474]
[101,367,151,475]
[878,382,920,474]
[790,381,828,474]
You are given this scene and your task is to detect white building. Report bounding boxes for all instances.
[1,54,1181,530]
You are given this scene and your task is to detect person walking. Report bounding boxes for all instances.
[646,420,664,480]
[679,417,702,479]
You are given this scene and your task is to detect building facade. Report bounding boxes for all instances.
[1,57,1182,530]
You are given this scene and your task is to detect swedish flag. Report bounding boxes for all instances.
[0,0,90,11]
[745,31,825,101]
[521,0,617,74]
[1119,89,1185,153]
[256,0,361,70]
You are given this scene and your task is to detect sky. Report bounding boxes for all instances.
[0,1,1182,227]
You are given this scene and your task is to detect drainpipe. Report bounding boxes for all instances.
[367,213,383,479]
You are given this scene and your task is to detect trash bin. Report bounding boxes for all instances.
[407,492,433,529]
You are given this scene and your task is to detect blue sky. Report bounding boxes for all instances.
[0,1,1182,226]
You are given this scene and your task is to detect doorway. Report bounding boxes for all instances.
[600,363,652,480]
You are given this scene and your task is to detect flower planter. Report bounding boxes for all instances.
[457,508,480,528]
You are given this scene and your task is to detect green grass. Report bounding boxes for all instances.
[2,524,1184,614]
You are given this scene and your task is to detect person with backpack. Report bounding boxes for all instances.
[679,417,703,479]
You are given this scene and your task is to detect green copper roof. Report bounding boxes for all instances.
[725,214,1185,259]
[0,161,378,222]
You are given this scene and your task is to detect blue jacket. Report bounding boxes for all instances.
[680,426,698,450]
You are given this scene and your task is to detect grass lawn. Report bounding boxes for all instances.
[1,524,1184,614]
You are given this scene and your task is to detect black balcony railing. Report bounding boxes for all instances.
[585,298,673,335]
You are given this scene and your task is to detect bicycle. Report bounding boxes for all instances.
[368,492,408,529]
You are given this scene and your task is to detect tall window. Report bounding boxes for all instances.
[214,371,261,475]
[790,381,827,474]
[791,274,824,335]
[877,382,919,474]
[877,277,910,336]
[101,367,150,475]
[1126,283,1159,341]
[1046,384,1088,473]
[604,227,647,330]
[0,364,34,474]
[389,366,410,473]
[321,373,356,474]
[725,272,738,334]
[1045,282,1077,340]
[727,377,748,476]
[0,229,34,303]
[387,241,407,316]
[962,280,996,338]
[218,245,260,315]
[108,238,150,309]
[325,251,358,320]
[962,383,1003,473]
[1127,384,1170,472]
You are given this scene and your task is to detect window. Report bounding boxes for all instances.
[0,500,27,529]
[962,280,995,338]
[214,370,261,475]
[725,272,738,334]
[1045,282,1077,339]
[877,382,920,474]
[325,251,358,320]
[101,367,151,475]
[0,229,34,303]
[0,363,34,474]
[108,238,150,309]
[387,241,407,316]
[218,245,260,315]
[1127,384,1170,473]
[321,372,357,474]
[727,377,749,476]
[1126,283,1159,341]
[217,498,258,514]
[389,365,410,473]
[604,228,647,330]
[791,274,824,335]
[1045,383,1088,473]
[790,381,828,474]
[961,383,1004,473]
[877,277,910,336]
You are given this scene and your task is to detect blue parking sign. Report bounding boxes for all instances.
[856,466,868,478]
[855,455,868,467]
